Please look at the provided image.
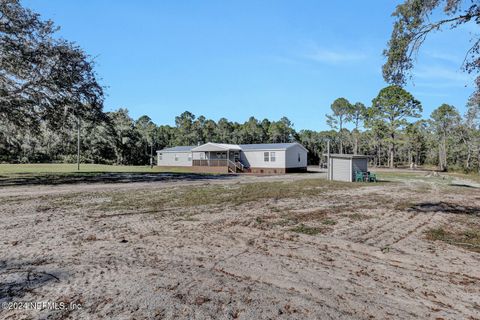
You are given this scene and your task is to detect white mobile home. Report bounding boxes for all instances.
[157,142,308,174]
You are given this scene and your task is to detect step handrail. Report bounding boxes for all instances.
[227,159,244,172]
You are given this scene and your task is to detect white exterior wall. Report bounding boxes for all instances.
[330,158,352,182]
[241,150,285,168]
[285,144,308,168]
[157,151,192,167]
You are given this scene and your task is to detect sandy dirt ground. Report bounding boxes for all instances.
[1,170,480,319]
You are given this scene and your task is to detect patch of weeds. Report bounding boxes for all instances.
[394,201,413,211]
[381,246,390,253]
[268,206,281,213]
[1,196,32,204]
[36,205,53,212]
[280,211,299,225]
[273,219,294,227]
[321,218,337,225]
[255,216,264,224]
[180,215,200,222]
[290,224,322,235]
[425,227,480,253]
[173,213,200,222]
[42,192,86,209]
[426,227,447,241]
[282,209,330,224]
[33,178,365,219]
[347,213,370,221]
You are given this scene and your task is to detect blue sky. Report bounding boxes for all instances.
[24,0,478,131]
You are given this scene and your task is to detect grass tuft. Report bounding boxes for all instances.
[321,218,337,225]
[289,224,322,235]
[425,227,480,253]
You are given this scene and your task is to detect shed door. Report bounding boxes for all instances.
[331,158,351,182]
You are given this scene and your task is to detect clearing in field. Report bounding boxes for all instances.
[1,169,479,319]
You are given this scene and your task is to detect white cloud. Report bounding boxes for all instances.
[425,51,461,64]
[304,48,368,64]
[413,65,472,84]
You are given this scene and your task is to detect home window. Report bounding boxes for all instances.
[175,154,178,161]
[270,152,276,162]
[298,153,301,162]
[188,154,192,161]
[264,152,269,162]
[159,153,162,160]
[200,153,205,160]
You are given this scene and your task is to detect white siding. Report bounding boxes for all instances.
[241,150,285,168]
[285,144,308,168]
[331,158,352,182]
[157,151,192,166]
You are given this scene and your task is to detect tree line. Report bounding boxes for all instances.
[322,87,480,172]
[1,93,479,173]
[1,0,479,173]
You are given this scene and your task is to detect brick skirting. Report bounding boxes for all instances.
[155,165,228,173]
[247,167,307,174]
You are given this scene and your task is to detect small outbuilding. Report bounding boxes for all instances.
[326,154,369,182]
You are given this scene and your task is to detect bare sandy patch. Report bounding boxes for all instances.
[1,172,479,319]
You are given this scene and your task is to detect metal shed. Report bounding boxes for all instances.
[326,154,369,182]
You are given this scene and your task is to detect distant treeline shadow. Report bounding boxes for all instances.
[0,172,234,187]
[407,201,480,216]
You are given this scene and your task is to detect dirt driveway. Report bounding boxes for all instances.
[1,171,479,319]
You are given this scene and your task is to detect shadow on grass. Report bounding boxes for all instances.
[0,172,235,187]
[0,260,63,302]
[450,183,479,189]
[406,202,480,216]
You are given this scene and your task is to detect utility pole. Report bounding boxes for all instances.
[327,139,330,180]
[150,144,153,168]
[77,117,81,171]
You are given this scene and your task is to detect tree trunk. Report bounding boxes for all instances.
[339,119,343,154]
[465,144,471,170]
[443,133,447,171]
[354,133,358,155]
[478,147,480,174]
[438,147,444,171]
[389,132,395,168]
[377,142,381,167]
[439,133,447,171]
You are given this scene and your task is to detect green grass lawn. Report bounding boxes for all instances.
[0,163,207,186]
[0,163,193,175]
